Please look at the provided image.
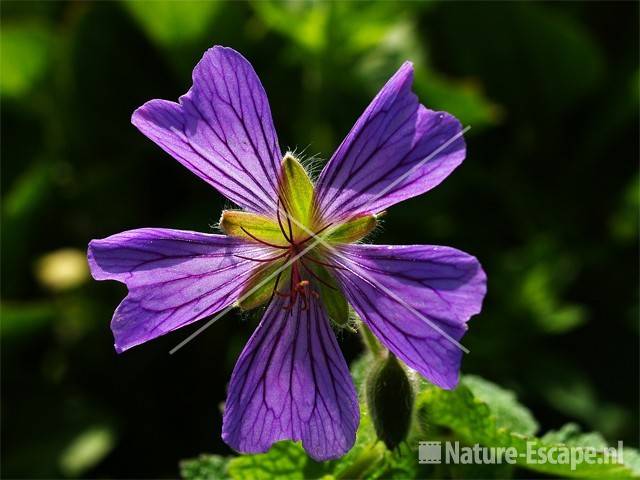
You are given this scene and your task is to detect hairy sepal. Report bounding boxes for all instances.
[238,262,290,311]
[220,210,288,247]
[278,153,315,239]
[325,215,377,244]
[312,263,350,329]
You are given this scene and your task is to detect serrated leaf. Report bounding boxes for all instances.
[227,442,330,480]
[462,375,538,435]
[417,376,640,478]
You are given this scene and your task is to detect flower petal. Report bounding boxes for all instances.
[88,228,272,352]
[132,46,282,215]
[331,244,486,389]
[315,62,466,222]
[222,294,359,461]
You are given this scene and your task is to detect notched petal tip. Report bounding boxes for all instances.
[86,238,114,281]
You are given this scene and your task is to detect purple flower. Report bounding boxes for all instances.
[88,46,486,461]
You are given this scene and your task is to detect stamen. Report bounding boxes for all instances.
[299,259,338,290]
[240,226,288,249]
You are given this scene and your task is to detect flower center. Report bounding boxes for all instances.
[219,153,377,316]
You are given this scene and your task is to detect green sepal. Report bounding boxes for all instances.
[278,153,315,238]
[238,262,290,311]
[219,210,288,247]
[312,263,350,328]
[325,214,377,244]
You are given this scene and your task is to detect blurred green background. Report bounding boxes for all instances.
[1,1,638,478]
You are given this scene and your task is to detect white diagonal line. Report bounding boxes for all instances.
[350,125,470,214]
[169,236,322,354]
[283,214,470,353]
[170,127,470,354]
[330,253,470,353]
[284,127,472,353]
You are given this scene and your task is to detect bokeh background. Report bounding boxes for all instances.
[2,1,638,478]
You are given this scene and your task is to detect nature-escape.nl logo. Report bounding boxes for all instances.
[418,441,625,471]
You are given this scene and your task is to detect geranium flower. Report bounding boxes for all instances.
[88,46,486,461]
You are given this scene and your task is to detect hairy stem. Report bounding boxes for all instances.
[359,322,383,357]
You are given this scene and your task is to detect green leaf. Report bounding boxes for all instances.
[180,454,230,480]
[462,375,538,435]
[226,442,330,480]
[417,376,640,478]
[1,23,52,98]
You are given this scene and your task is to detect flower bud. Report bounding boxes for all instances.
[365,352,415,450]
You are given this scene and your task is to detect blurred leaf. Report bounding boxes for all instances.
[252,0,499,127]
[58,425,115,478]
[503,239,587,334]
[35,248,90,292]
[610,174,639,243]
[180,454,230,480]
[429,3,605,116]
[251,0,330,54]
[0,23,52,98]
[415,74,502,129]
[0,301,56,338]
[2,161,52,220]
[122,0,220,48]
[540,373,628,439]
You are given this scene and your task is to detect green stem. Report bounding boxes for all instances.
[359,322,383,357]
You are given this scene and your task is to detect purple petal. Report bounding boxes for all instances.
[132,46,282,215]
[222,294,359,461]
[88,228,271,352]
[315,62,466,222]
[331,244,486,389]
